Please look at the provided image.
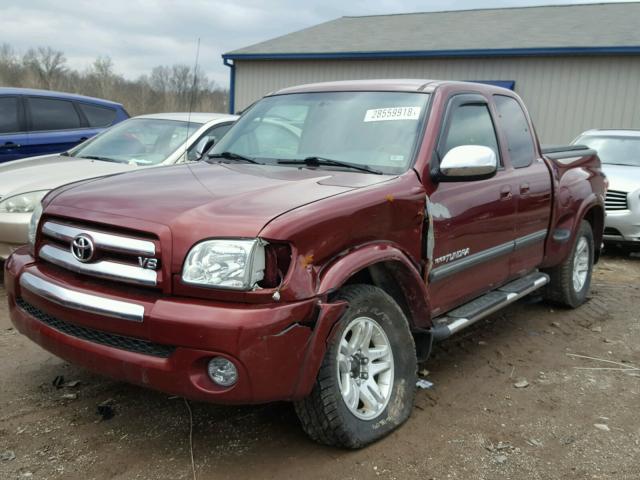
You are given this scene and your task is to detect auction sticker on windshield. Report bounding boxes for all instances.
[364,106,421,122]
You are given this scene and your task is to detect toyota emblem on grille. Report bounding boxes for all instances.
[71,234,95,263]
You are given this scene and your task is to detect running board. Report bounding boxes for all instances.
[431,272,549,341]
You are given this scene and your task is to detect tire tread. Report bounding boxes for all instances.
[294,284,416,448]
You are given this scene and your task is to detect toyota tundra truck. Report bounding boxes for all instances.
[5,80,606,448]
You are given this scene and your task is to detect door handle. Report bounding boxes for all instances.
[520,183,530,194]
[79,137,88,142]
[1,141,21,149]
[500,185,512,200]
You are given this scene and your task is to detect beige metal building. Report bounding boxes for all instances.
[222,2,640,144]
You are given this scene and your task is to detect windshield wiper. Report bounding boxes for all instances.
[207,151,261,164]
[278,156,383,175]
[77,155,123,163]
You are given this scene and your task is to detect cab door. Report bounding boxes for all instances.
[0,95,29,162]
[493,94,552,277]
[427,94,517,317]
[24,96,87,156]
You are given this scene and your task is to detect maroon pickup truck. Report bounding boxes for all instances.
[5,80,606,448]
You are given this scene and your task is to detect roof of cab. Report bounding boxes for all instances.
[0,87,123,107]
[269,79,510,96]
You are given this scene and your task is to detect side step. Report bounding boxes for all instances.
[431,272,549,341]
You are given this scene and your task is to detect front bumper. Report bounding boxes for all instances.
[5,250,343,404]
[0,211,31,260]
[604,195,640,245]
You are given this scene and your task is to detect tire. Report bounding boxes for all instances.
[544,220,594,308]
[294,284,417,448]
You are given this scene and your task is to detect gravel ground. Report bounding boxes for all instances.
[0,252,639,480]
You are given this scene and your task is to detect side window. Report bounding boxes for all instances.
[28,97,81,131]
[230,105,306,158]
[206,123,233,142]
[78,103,117,127]
[253,121,300,155]
[0,97,20,134]
[494,95,536,168]
[187,123,234,161]
[442,104,499,158]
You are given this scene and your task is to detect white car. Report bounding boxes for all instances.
[0,112,237,259]
[574,129,640,250]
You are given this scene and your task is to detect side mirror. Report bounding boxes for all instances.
[438,145,498,181]
[195,136,217,160]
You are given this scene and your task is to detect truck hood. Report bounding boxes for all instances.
[48,162,394,238]
[602,164,640,193]
[0,154,137,198]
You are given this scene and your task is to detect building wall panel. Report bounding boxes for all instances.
[234,56,640,143]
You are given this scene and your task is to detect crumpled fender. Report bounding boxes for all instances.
[292,242,432,398]
[291,300,347,399]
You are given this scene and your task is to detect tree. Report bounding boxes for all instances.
[22,46,67,89]
[87,56,116,98]
[0,43,228,115]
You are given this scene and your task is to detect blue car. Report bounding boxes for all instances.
[0,88,129,163]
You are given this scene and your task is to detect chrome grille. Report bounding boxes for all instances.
[605,190,629,211]
[39,221,159,287]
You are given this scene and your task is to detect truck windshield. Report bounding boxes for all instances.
[70,118,203,166]
[576,135,640,167]
[210,91,430,174]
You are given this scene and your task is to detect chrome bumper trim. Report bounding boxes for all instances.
[19,272,145,322]
[42,221,156,256]
[39,244,157,286]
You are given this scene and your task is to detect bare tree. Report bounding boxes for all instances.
[22,47,67,89]
[87,56,116,99]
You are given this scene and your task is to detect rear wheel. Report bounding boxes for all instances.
[544,220,594,308]
[294,285,417,448]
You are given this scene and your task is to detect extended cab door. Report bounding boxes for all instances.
[427,94,517,316]
[493,94,552,276]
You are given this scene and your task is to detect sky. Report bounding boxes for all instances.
[0,0,635,88]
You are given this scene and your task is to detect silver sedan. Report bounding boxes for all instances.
[0,112,237,259]
[574,129,640,250]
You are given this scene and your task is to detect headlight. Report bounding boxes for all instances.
[28,202,44,249]
[182,239,266,290]
[0,190,49,213]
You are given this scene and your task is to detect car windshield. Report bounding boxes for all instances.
[210,91,430,174]
[70,118,203,166]
[576,135,640,167]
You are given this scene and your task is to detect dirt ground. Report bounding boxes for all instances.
[1,252,639,480]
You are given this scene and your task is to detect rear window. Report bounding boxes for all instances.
[494,95,536,168]
[0,97,20,134]
[28,97,81,131]
[78,103,117,127]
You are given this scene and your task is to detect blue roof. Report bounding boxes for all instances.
[0,87,122,107]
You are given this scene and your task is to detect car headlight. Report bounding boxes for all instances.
[0,190,49,213]
[182,239,266,290]
[28,202,44,249]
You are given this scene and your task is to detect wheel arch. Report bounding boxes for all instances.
[317,243,431,330]
[544,194,605,268]
[582,204,604,263]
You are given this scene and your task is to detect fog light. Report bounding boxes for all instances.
[207,357,238,387]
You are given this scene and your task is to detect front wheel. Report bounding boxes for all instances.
[544,220,594,308]
[294,285,417,448]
